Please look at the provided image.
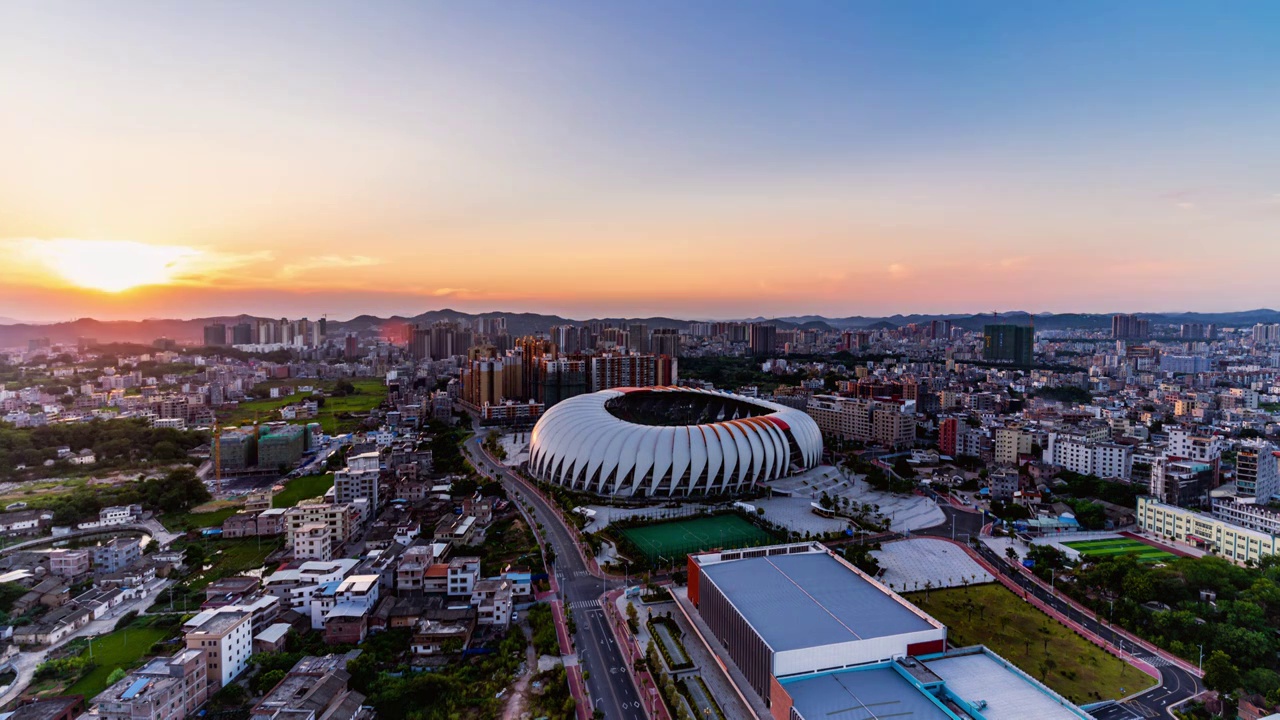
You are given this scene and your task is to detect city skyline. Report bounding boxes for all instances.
[4,2,1280,322]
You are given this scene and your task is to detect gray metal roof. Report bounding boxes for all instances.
[782,666,953,720]
[700,552,934,651]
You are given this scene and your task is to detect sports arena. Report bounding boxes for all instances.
[528,387,822,497]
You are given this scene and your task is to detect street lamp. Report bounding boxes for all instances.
[1198,644,1204,672]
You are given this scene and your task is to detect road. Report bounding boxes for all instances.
[464,430,645,720]
[917,505,1203,718]
[0,578,173,707]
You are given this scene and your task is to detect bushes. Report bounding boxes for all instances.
[527,603,560,656]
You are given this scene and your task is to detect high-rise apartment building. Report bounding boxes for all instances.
[184,610,253,692]
[626,323,650,353]
[1111,314,1149,339]
[652,328,680,358]
[748,323,776,356]
[982,325,1034,366]
[589,354,657,391]
[203,324,227,347]
[1236,442,1280,502]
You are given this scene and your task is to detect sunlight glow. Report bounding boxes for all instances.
[24,239,200,293]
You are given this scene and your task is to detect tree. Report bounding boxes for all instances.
[1005,546,1018,563]
[626,602,639,633]
[1203,651,1241,694]
[332,379,357,397]
[106,667,128,686]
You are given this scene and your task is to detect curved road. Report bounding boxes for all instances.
[464,431,645,720]
[919,506,1203,719]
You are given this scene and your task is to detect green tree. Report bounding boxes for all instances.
[1203,651,1241,694]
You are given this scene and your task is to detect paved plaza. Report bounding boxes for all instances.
[497,432,531,467]
[873,537,994,594]
[765,465,946,533]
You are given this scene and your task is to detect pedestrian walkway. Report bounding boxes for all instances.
[567,599,600,611]
[670,586,772,719]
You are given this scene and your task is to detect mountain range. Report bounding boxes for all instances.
[3,308,1279,348]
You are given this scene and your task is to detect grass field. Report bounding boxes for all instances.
[223,379,387,433]
[617,514,775,564]
[64,626,174,699]
[907,584,1154,704]
[185,536,283,590]
[1061,537,1177,563]
[273,474,334,508]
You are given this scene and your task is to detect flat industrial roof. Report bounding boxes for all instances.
[782,666,953,720]
[699,552,935,652]
[923,650,1090,720]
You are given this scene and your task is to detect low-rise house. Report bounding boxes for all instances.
[470,579,513,627]
[447,557,480,597]
[0,509,54,536]
[253,623,291,654]
[250,653,371,720]
[411,616,474,656]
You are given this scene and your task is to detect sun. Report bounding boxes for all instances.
[27,239,200,293]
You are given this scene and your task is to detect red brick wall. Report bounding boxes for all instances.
[687,556,701,606]
[769,676,792,720]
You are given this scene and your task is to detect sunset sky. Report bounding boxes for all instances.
[2,1,1279,322]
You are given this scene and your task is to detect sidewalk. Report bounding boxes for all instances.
[670,587,772,720]
[603,590,671,720]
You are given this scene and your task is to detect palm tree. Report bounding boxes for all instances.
[1006,546,1018,563]
[924,580,934,602]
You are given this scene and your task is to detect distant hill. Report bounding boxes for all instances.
[3,307,1279,348]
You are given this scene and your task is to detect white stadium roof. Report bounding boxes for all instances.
[529,387,822,497]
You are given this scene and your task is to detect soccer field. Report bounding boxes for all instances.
[618,514,775,564]
[1062,537,1177,563]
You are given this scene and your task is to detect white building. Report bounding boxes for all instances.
[334,451,381,508]
[99,505,143,526]
[184,609,253,692]
[1046,433,1133,480]
[447,557,480,597]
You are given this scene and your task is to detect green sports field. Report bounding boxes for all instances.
[1062,537,1178,563]
[617,514,775,564]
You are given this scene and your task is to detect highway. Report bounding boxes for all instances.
[919,506,1203,719]
[463,430,645,720]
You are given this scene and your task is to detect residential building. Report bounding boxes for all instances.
[447,557,480,597]
[993,425,1032,466]
[92,649,208,720]
[983,324,1034,366]
[1236,441,1280,502]
[293,523,331,562]
[250,653,371,720]
[334,452,381,508]
[988,468,1020,501]
[284,501,359,549]
[805,396,915,449]
[184,610,253,692]
[48,549,91,578]
[1046,432,1133,480]
[99,505,143,526]
[1149,458,1215,508]
[93,538,142,574]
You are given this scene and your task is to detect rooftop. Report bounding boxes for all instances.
[698,551,938,652]
[782,666,953,720]
[187,610,248,636]
[922,648,1091,720]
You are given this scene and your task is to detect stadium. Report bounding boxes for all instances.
[528,387,822,497]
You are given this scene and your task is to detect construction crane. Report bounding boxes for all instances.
[212,424,222,496]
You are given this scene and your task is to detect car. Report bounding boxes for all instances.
[511,612,520,621]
